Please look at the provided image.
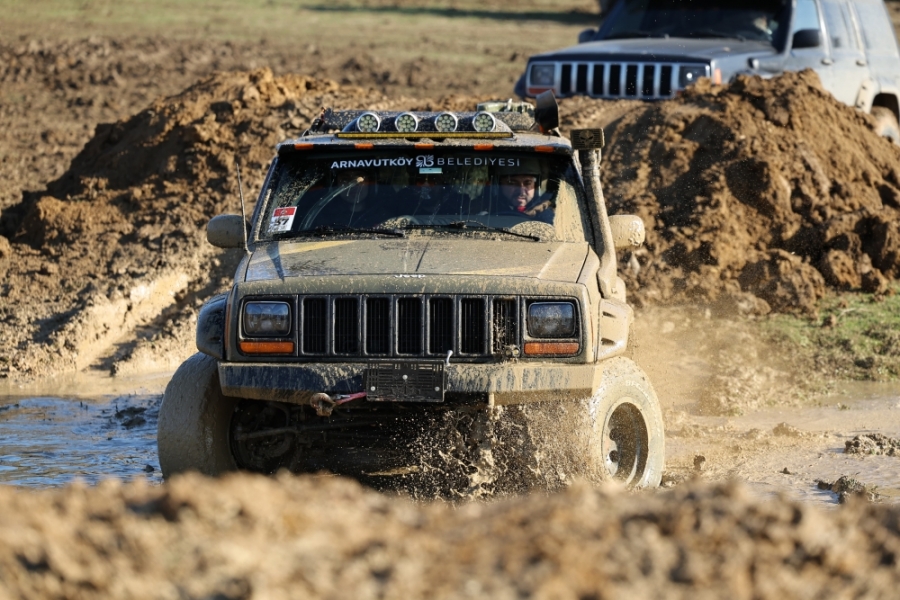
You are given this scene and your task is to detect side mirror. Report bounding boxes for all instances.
[792,29,821,50]
[207,214,246,249]
[609,215,645,250]
[578,28,597,44]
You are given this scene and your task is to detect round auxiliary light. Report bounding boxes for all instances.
[394,112,419,133]
[434,112,459,133]
[472,111,497,133]
[355,112,381,133]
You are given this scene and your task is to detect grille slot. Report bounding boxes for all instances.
[303,298,327,354]
[492,298,519,354]
[397,298,423,354]
[625,64,638,96]
[460,298,486,354]
[560,64,572,95]
[575,64,589,94]
[365,298,390,355]
[429,298,454,355]
[333,297,359,354]
[592,63,605,95]
[660,65,674,96]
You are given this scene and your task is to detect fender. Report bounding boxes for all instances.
[196,293,228,359]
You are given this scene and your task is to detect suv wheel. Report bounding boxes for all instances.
[872,107,900,144]
[157,352,238,477]
[586,357,665,487]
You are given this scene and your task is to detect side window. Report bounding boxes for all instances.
[793,0,821,32]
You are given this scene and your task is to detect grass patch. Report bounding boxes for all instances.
[763,285,900,381]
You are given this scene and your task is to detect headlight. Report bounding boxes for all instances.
[472,111,496,133]
[243,301,291,336]
[356,112,381,133]
[529,63,556,87]
[527,302,576,338]
[434,112,458,133]
[678,65,710,88]
[394,112,419,133]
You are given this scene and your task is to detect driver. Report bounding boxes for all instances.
[498,159,554,224]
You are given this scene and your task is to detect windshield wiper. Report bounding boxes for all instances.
[401,221,541,242]
[294,225,405,238]
[679,29,747,41]
[601,30,668,40]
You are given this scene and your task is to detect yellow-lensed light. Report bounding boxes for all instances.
[239,341,295,355]
[434,112,458,133]
[395,112,419,133]
[356,112,381,133]
[472,111,496,133]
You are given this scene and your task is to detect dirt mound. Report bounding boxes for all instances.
[1,472,899,598]
[563,70,900,314]
[846,433,900,456]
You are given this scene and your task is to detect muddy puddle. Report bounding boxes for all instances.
[0,374,168,487]
[2,372,899,504]
[667,381,900,505]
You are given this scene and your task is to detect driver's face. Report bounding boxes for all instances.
[500,174,537,210]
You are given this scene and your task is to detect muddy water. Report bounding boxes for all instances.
[2,372,899,504]
[0,374,168,487]
[667,381,900,505]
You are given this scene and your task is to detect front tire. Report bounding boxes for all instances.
[872,106,900,144]
[157,353,238,478]
[586,357,664,487]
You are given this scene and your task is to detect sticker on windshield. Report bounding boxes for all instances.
[269,207,296,233]
[419,167,442,174]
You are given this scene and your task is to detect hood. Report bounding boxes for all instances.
[531,37,776,63]
[244,239,589,284]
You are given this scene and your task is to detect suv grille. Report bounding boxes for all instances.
[548,62,699,99]
[297,295,522,359]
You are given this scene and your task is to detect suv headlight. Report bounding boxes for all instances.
[678,65,710,88]
[242,301,291,336]
[529,63,556,87]
[527,302,576,338]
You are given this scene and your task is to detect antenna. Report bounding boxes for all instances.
[236,162,250,256]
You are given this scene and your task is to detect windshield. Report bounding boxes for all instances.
[255,149,588,242]
[598,0,789,44]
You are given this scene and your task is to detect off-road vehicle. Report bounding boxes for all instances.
[157,94,665,489]
[516,0,900,141]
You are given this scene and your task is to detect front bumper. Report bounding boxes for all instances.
[218,361,601,407]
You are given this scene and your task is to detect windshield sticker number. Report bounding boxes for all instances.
[269,207,297,233]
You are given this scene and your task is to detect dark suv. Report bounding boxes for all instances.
[156,97,666,490]
[516,0,900,140]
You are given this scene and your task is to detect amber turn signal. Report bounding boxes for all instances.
[239,341,295,355]
[523,342,579,356]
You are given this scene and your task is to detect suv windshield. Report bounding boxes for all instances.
[598,0,788,44]
[256,149,587,242]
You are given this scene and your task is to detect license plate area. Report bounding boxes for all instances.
[365,362,445,402]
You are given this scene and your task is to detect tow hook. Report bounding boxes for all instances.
[309,392,367,417]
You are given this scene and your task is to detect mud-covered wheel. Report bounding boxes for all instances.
[872,107,900,144]
[587,356,664,487]
[157,352,238,478]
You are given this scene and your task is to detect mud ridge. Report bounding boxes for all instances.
[2,473,900,598]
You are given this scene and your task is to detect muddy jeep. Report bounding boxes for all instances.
[157,95,665,489]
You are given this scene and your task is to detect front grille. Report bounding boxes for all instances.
[296,295,525,360]
[542,61,696,99]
